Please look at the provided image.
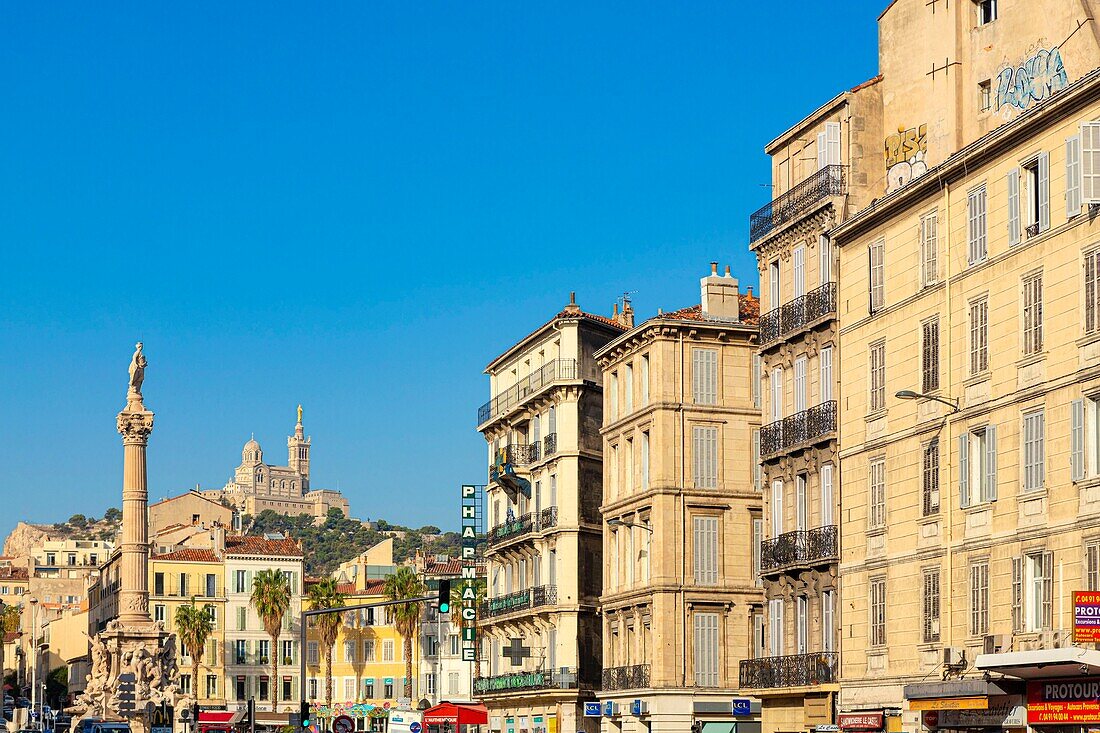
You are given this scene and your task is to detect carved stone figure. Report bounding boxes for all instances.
[128,342,147,396]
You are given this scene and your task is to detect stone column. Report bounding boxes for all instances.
[116,404,154,624]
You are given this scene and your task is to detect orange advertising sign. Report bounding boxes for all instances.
[1075,591,1100,643]
[1028,680,1100,724]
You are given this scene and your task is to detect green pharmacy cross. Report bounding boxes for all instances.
[502,637,532,666]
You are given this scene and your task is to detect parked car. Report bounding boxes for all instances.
[72,720,102,733]
[89,724,130,733]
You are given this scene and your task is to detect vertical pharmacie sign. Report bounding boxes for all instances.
[1028,679,1100,724]
[460,484,480,662]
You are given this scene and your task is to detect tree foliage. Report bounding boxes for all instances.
[382,566,424,700]
[251,569,292,709]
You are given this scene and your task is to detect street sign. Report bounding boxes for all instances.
[410,724,422,733]
[732,699,752,716]
[603,702,619,717]
[583,703,602,718]
[333,715,355,733]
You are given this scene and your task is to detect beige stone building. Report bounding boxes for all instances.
[595,267,763,732]
[150,490,234,539]
[477,295,628,733]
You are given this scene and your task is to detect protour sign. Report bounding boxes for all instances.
[1075,591,1100,643]
[1028,679,1100,724]
[461,484,481,663]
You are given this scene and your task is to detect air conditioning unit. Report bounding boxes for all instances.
[983,634,1012,654]
[1039,630,1061,649]
[943,647,966,668]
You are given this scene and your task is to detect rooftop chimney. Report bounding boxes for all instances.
[700,263,740,322]
[563,291,582,315]
[613,293,635,329]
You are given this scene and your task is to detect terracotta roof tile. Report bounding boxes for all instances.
[423,558,486,576]
[0,566,29,581]
[225,535,303,558]
[152,548,220,563]
[850,74,883,93]
[662,293,760,325]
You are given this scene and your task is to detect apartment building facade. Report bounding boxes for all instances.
[477,294,628,733]
[595,268,763,732]
[744,73,883,733]
[417,555,484,704]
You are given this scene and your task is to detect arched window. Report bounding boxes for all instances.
[291,482,296,491]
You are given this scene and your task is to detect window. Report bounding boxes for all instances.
[1088,541,1100,591]
[869,577,886,646]
[768,598,784,656]
[207,675,218,698]
[154,572,164,596]
[820,234,832,285]
[968,185,988,264]
[640,355,650,405]
[959,426,998,507]
[282,678,292,702]
[922,319,940,393]
[624,363,634,414]
[820,346,833,403]
[179,674,192,696]
[970,562,990,636]
[817,121,841,168]
[180,573,189,597]
[205,604,217,627]
[979,80,992,111]
[1071,396,1100,481]
[364,679,375,699]
[283,640,293,663]
[769,260,781,309]
[976,0,997,25]
[752,354,762,408]
[1020,154,1050,239]
[692,426,718,489]
[923,439,941,516]
[693,612,719,687]
[1015,552,1054,631]
[450,634,459,656]
[610,372,618,420]
[384,680,394,698]
[822,590,835,652]
[383,640,394,661]
[1084,122,1100,205]
[771,480,784,537]
[794,356,807,413]
[626,438,634,493]
[869,239,885,313]
[1022,409,1046,492]
[641,431,650,490]
[308,678,318,700]
[1087,251,1100,335]
[753,430,762,492]
[258,676,270,701]
[344,640,356,663]
[752,516,763,587]
[796,596,808,654]
[448,672,460,694]
[1022,274,1044,355]
[307,642,319,666]
[425,673,436,696]
[869,340,886,412]
[235,677,246,701]
[821,463,835,526]
[237,607,247,631]
[692,516,718,585]
[795,474,808,531]
[770,367,784,421]
[1068,134,1083,217]
[206,573,217,597]
[920,211,938,286]
[970,298,988,374]
[235,570,246,593]
[363,639,375,661]
[752,610,766,658]
[154,604,166,622]
[693,349,718,405]
[923,568,941,643]
[869,457,886,530]
[235,639,247,665]
[793,246,805,298]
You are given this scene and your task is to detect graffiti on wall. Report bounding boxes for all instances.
[995,44,1069,114]
[885,123,928,194]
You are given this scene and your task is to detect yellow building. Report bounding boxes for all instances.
[150,547,228,708]
[595,268,763,731]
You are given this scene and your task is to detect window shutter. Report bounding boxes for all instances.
[1068,135,1083,217]
[692,519,702,582]
[752,354,761,408]
[826,122,841,166]
[959,434,970,508]
[708,428,718,487]
[793,247,805,298]
[1038,151,1051,232]
[1073,399,1086,481]
[821,346,833,402]
[1012,557,1023,632]
[692,427,703,488]
[1083,122,1100,204]
[817,131,827,170]
[1007,169,1021,245]
[822,463,834,526]
[753,430,761,492]
[984,425,998,502]
[1042,552,1054,629]
[794,358,807,413]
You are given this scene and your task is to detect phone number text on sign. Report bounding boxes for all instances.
[1074,591,1100,643]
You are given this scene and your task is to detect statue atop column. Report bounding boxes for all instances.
[127,342,148,409]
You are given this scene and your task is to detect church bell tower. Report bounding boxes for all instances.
[288,404,311,492]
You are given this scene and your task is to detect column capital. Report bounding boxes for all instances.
[117,410,155,443]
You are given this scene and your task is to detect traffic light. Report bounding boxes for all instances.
[690,723,702,733]
[191,702,200,729]
[437,579,451,613]
[300,701,311,729]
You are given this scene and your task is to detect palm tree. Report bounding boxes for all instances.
[382,566,424,700]
[250,569,292,710]
[0,603,20,683]
[175,600,214,703]
[306,577,345,712]
[449,579,486,681]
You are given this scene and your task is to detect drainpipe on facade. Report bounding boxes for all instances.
[679,329,687,687]
[943,175,955,654]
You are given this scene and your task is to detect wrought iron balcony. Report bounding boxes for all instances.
[473,666,587,694]
[749,165,846,244]
[759,282,837,347]
[486,506,560,548]
[739,651,838,689]
[478,359,578,425]
[480,584,557,618]
[601,664,650,691]
[543,433,558,458]
[539,506,558,530]
[760,400,837,459]
[760,525,838,575]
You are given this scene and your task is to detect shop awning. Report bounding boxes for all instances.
[199,712,244,725]
[976,647,1100,679]
[422,702,489,726]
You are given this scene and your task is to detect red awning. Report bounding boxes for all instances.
[422,703,489,726]
[199,712,243,725]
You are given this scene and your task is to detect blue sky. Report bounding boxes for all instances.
[0,2,882,539]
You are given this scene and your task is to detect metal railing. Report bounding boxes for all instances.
[487,506,560,548]
[543,433,558,458]
[473,666,586,694]
[749,165,846,243]
[760,525,838,574]
[739,652,838,688]
[539,506,558,531]
[759,282,838,346]
[478,359,578,425]
[760,401,837,458]
[601,664,650,691]
[480,584,557,618]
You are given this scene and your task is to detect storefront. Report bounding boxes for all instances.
[904,678,1025,733]
[838,711,885,733]
[977,644,1100,733]
[422,702,489,733]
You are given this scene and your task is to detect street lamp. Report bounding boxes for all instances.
[606,518,653,533]
[28,597,38,730]
[895,389,959,413]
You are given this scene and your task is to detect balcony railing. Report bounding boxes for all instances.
[759,282,838,346]
[739,652,838,689]
[487,506,560,548]
[473,666,586,694]
[760,401,837,459]
[543,433,558,458]
[601,664,650,691]
[478,359,578,425]
[749,165,846,244]
[480,584,557,618]
[539,506,558,531]
[760,525,838,574]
